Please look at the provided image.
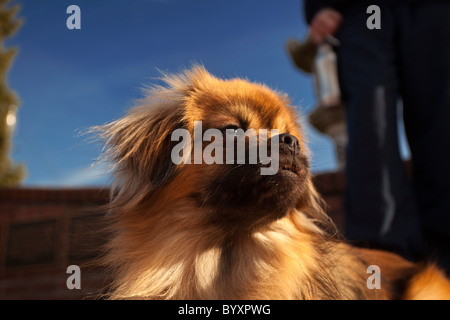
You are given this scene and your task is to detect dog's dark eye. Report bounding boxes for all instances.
[219,124,240,134]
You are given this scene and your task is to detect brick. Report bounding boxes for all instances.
[68,214,107,264]
[6,220,56,268]
[0,173,347,299]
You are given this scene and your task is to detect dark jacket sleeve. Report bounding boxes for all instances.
[303,0,360,24]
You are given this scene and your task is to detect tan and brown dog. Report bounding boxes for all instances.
[94,66,450,300]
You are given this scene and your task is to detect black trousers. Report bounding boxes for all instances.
[335,1,450,270]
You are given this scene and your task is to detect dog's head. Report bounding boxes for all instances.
[97,66,327,234]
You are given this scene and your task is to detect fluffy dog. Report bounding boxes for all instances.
[94,66,450,299]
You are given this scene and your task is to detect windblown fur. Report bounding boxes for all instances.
[94,66,450,300]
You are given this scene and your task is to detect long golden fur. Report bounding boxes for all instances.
[94,66,450,300]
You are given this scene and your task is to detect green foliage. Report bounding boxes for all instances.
[0,0,24,186]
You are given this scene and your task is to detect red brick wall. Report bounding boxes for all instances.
[0,171,345,300]
[0,188,110,299]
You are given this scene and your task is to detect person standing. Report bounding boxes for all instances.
[303,0,450,271]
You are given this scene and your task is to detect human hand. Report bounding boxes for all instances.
[310,8,343,44]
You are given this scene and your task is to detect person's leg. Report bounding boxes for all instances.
[398,2,450,271]
[336,4,425,261]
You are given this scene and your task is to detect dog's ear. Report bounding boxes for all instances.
[92,66,212,208]
[94,70,206,196]
[97,103,185,192]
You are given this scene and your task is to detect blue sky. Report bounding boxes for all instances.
[6,0,408,187]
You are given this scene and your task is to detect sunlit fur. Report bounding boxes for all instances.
[93,66,450,300]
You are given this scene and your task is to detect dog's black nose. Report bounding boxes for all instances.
[278,133,300,151]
